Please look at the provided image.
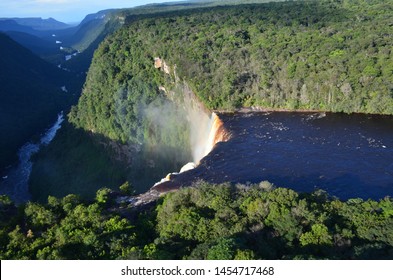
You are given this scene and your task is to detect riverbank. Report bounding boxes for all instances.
[217,106,393,117]
[236,106,325,114]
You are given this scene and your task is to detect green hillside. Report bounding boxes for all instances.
[69,0,393,146]
[61,1,281,73]
[61,14,125,74]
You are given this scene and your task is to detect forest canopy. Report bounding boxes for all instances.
[1,181,392,260]
[69,0,393,146]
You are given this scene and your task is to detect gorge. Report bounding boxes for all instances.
[24,0,393,204]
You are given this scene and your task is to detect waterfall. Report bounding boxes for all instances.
[151,110,230,189]
[175,85,230,164]
[149,81,230,190]
[192,112,230,163]
[204,113,229,157]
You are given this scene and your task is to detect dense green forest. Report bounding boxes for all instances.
[69,0,393,147]
[1,181,392,259]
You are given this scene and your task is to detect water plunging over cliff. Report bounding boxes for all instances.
[191,112,231,164]
[154,111,393,200]
[152,110,230,188]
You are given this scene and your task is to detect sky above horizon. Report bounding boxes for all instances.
[0,0,175,23]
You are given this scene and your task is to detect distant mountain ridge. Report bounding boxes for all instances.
[0,17,69,30]
[0,19,38,34]
[0,11,120,67]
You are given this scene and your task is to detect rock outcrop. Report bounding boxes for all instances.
[154,57,171,74]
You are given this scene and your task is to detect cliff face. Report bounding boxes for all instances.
[69,45,226,193]
[153,57,231,163]
[125,58,232,196]
[154,57,171,75]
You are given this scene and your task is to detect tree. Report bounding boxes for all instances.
[300,224,333,246]
[119,181,134,195]
[207,238,235,260]
[95,188,113,206]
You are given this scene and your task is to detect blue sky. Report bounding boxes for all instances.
[0,0,175,23]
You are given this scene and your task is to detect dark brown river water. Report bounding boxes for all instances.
[169,111,393,200]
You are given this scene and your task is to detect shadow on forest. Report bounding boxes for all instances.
[29,121,191,202]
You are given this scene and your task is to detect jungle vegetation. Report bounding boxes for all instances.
[69,0,393,146]
[1,181,392,259]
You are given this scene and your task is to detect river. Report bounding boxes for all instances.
[0,112,64,204]
[160,111,393,201]
[2,111,393,203]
